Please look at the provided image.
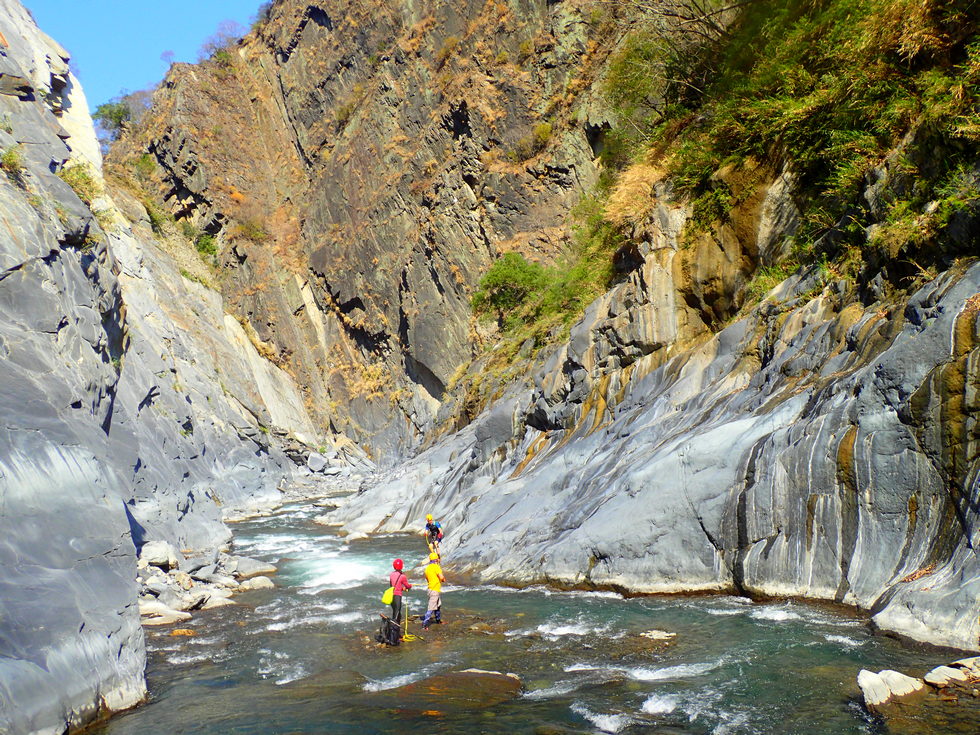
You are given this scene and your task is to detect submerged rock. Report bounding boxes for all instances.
[365,669,522,713]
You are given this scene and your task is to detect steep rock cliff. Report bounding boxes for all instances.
[337,167,980,651]
[0,3,335,731]
[112,0,621,460]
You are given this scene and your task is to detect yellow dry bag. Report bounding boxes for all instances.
[381,586,394,605]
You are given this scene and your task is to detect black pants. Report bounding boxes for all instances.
[388,596,403,645]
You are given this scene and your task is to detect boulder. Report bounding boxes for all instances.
[138,599,192,626]
[139,541,181,570]
[925,665,971,687]
[232,556,277,579]
[878,670,925,698]
[182,549,219,574]
[238,575,275,591]
[858,670,891,708]
[307,452,328,473]
[171,571,194,590]
[202,595,236,609]
[953,657,980,675]
[190,564,218,582]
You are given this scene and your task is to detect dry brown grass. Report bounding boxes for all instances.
[604,163,665,227]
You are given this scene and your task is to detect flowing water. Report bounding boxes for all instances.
[94,502,954,735]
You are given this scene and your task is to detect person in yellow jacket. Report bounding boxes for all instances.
[421,552,445,630]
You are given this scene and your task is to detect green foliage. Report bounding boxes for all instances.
[233,219,269,243]
[472,252,548,324]
[508,121,554,162]
[494,50,509,65]
[133,153,155,181]
[472,196,623,336]
[213,49,233,66]
[195,233,217,257]
[1,144,23,180]
[686,183,734,240]
[57,163,101,204]
[743,261,799,305]
[518,39,534,61]
[0,113,11,134]
[602,0,980,272]
[435,35,460,68]
[93,101,130,136]
[93,89,153,150]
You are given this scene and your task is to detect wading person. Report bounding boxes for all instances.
[423,513,443,553]
[386,558,412,645]
[421,552,445,631]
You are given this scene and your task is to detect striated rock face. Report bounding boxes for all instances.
[0,3,345,732]
[113,0,618,460]
[337,172,980,651]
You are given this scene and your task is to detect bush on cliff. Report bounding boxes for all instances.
[472,252,548,328]
[600,0,980,285]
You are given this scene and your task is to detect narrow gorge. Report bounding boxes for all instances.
[2,0,980,732]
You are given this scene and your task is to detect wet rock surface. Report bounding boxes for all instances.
[0,2,366,732]
[339,222,980,652]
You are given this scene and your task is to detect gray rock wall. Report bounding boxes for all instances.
[338,219,980,652]
[0,3,327,731]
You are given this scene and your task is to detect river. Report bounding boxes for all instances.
[92,501,956,734]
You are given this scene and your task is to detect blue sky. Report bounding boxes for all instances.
[24,1,264,111]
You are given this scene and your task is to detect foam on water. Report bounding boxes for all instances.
[362,670,425,692]
[167,650,217,666]
[641,693,679,715]
[327,611,365,624]
[824,633,864,647]
[263,614,334,632]
[257,649,308,685]
[293,556,380,591]
[750,607,802,623]
[566,657,726,683]
[570,703,632,733]
[523,679,586,700]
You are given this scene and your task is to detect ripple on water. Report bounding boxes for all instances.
[257,649,308,685]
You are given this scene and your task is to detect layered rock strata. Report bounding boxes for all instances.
[0,3,348,732]
[113,0,620,459]
[337,181,980,651]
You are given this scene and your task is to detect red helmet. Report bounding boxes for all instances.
[392,558,403,571]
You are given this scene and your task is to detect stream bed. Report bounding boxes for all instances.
[93,501,957,734]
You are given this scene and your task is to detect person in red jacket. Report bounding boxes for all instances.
[386,558,412,645]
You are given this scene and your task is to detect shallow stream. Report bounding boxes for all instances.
[94,502,953,734]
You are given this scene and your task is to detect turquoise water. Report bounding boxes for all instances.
[94,502,950,735]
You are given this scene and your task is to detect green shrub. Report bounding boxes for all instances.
[180,220,198,240]
[472,252,548,325]
[58,163,101,204]
[1,144,24,179]
[195,233,217,256]
[233,219,269,242]
[509,121,554,162]
[133,153,155,181]
[435,35,460,68]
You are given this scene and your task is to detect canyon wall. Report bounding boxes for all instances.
[337,169,980,651]
[0,2,330,731]
[112,0,618,460]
